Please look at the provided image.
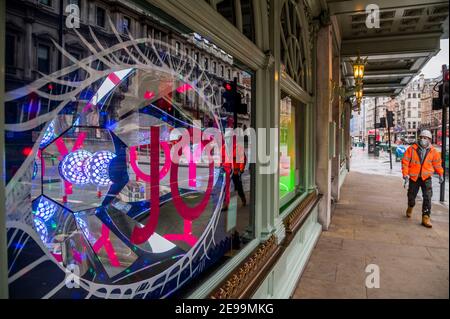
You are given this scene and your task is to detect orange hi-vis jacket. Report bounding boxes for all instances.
[401,144,444,181]
[221,140,246,175]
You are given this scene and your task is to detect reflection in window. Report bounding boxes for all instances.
[37,44,50,74]
[39,0,52,6]
[5,34,15,67]
[175,41,181,56]
[96,6,105,27]
[217,0,235,26]
[5,0,255,299]
[123,16,131,33]
[241,0,254,41]
[279,95,302,205]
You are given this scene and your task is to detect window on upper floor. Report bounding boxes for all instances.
[175,41,181,56]
[37,44,50,74]
[122,16,131,33]
[96,6,106,28]
[39,0,52,6]
[5,34,15,67]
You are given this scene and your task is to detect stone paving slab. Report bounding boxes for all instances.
[293,171,449,299]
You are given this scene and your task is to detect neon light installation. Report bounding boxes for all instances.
[84,151,116,186]
[33,197,57,222]
[59,150,92,185]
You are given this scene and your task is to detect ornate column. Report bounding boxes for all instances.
[315,19,333,230]
[253,0,283,242]
[331,53,341,201]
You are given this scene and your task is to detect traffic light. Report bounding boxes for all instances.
[222,80,247,114]
[443,68,449,107]
[222,81,236,113]
[434,67,449,110]
[387,111,394,127]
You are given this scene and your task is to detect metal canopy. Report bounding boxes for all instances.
[328,0,449,96]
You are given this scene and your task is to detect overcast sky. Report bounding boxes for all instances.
[418,39,449,79]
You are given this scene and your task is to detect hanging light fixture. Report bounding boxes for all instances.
[355,85,363,100]
[351,50,367,115]
[352,51,367,81]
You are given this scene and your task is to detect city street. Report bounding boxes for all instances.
[293,147,449,299]
[351,146,449,204]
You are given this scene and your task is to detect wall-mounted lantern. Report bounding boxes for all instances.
[352,52,367,81]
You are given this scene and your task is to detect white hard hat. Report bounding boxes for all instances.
[419,130,432,139]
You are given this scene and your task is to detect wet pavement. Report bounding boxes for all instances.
[293,147,449,299]
[351,146,449,205]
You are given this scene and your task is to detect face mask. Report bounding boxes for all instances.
[419,138,430,148]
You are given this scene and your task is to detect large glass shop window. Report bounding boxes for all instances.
[4,0,254,298]
[279,95,302,206]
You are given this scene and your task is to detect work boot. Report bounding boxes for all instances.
[422,215,432,228]
[406,207,413,218]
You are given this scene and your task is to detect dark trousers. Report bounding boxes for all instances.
[408,177,433,216]
[232,173,246,202]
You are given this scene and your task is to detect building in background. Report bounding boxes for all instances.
[420,74,446,145]
[395,77,424,140]
[4,0,251,181]
[362,96,389,142]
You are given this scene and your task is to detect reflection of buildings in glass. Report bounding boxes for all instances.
[5,0,251,128]
[279,96,294,197]
[5,0,255,299]
[4,0,252,187]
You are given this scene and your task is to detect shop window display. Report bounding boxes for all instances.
[279,95,302,206]
[4,0,254,298]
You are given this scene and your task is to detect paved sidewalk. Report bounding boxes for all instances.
[292,171,449,299]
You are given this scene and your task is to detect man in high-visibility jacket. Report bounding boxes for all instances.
[402,130,444,228]
[221,135,247,210]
